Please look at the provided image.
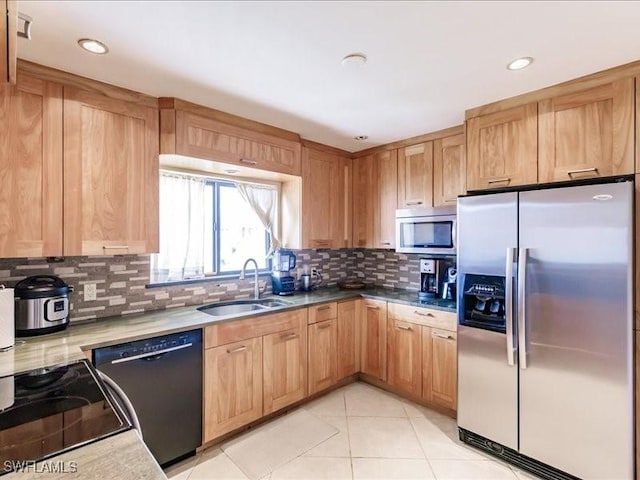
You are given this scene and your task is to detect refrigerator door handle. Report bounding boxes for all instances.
[517,247,528,369]
[505,247,516,366]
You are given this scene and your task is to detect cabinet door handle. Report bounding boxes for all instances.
[381,241,392,246]
[103,245,129,251]
[280,332,298,340]
[406,201,423,206]
[396,324,412,331]
[227,345,247,354]
[567,167,598,176]
[317,305,331,311]
[487,177,511,185]
[313,241,330,247]
[444,197,457,203]
[366,305,380,310]
[413,310,434,317]
[318,322,332,330]
[240,158,258,165]
[432,332,455,340]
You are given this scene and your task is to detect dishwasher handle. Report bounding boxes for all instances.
[110,343,193,364]
[97,370,143,437]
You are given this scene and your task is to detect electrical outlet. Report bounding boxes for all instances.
[84,283,97,301]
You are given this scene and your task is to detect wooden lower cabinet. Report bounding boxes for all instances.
[337,300,360,379]
[308,319,338,395]
[387,317,422,397]
[263,321,307,415]
[360,299,387,381]
[423,327,457,411]
[204,337,263,442]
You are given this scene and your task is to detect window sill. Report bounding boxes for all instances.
[146,271,272,289]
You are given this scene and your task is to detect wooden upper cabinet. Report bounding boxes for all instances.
[63,87,159,256]
[0,75,63,258]
[360,299,387,381]
[397,142,433,209]
[337,300,360,379]
[374,150,398,248]
[302,147,351,249]
[0,0,17,84]
[467,103,537,191]
[352,155,376,248]
[434,133,466,206]
[538,79,634,182]
[160,100,301,176]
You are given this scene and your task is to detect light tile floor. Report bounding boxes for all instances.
[165,382,541,480]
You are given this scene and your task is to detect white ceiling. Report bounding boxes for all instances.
[17,1,640,152]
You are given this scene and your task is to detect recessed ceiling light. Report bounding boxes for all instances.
[507,57,533,71]
[78,38,109,54]
[342,53,367,67]
[224,168,240,175]
[354,135,368,141]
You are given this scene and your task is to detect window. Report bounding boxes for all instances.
[151,172,275,283]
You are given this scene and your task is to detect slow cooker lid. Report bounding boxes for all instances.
[15,275,72,299]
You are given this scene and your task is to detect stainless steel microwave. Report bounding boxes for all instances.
[395,206,457,254]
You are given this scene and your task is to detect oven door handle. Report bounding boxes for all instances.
[97,370,142,437]
[505,247,516,366]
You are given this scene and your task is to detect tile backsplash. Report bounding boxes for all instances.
[0,248,431,323]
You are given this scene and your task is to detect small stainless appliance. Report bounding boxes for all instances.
[94,330,202,467]
[457,178,634,480]
[396,206,456,254]
[14,275,73,337]
[419,259,440,299]
[271,249,297,296]
[441,266,457,300]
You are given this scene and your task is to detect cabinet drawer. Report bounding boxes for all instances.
[205,308,307,348]
[387,303,456,332]
[308,302,337,324]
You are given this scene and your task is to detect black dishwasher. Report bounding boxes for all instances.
[93,329,202,467]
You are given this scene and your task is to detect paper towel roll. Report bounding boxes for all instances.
[0,287,14,350]
[0,349,14,410]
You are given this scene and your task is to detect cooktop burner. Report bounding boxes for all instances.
[0,360,130,474]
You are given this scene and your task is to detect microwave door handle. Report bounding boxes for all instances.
[505,247,516,366]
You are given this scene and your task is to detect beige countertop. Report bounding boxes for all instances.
[3,430,166,480]
[0,286,456,377]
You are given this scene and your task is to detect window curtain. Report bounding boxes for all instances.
[152,172,207,282]
[234,183,280,256]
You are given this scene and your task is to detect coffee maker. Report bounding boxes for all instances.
[271,249,297,296]
[419,258,441,299]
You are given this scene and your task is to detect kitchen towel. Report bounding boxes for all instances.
[222,409,338,480]
[0,287,14,350]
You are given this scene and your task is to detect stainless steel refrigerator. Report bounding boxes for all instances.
[456,178,634,480]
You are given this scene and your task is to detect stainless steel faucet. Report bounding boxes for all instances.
[239,258,260,300]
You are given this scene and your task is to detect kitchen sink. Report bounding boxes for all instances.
[197,299,290,317]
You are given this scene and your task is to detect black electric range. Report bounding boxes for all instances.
[0,359,131,474]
